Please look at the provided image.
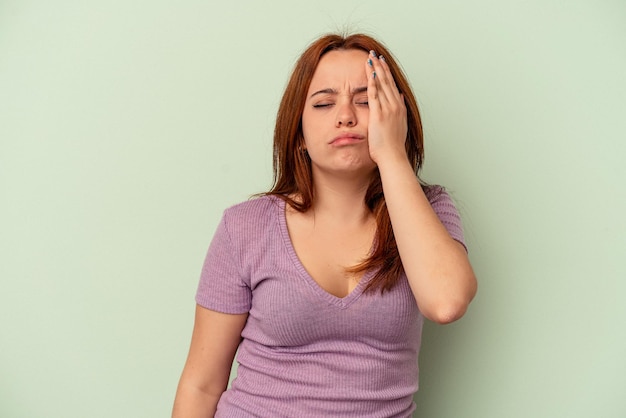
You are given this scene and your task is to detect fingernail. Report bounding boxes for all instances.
[370,50,377,58]
[380,55,385,62]
[372,71,377,79]
[367,58,373,66]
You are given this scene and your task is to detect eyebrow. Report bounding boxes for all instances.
[310,86,368,98]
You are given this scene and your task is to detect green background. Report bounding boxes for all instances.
[2,1,625,417]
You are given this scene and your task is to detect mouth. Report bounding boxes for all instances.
[329,133,366,146]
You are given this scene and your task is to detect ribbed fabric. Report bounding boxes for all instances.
[196,191,466,417]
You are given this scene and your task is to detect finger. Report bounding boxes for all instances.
[368,51,393,106]
[371,52,404,110]
[366,52,381,112]
[372,54,403,110]
[372,54,407,123]
[377,55,402,101]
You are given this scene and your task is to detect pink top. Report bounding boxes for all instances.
[196,192,465,417]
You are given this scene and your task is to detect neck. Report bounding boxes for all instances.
[309,170,374,225]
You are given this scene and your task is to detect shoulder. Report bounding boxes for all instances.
[424,184,461,219]
[425,184,453,206]
[424,184,467,250]
[221,195,282,233]
[223,194,281,217]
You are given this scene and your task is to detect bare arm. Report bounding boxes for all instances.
[172,305,248,418]
[366,52,477,324]
[378,159,477,323]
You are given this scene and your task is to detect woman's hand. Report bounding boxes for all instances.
[365,51,409,166]
[365,51,477,324]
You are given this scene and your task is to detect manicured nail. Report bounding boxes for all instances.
[370,50,377,58]
[380,55,385,62]
[367,58,373,66]
[372,71,377,79]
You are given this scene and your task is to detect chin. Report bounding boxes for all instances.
[330,161,377,178]
[310,151,376,178]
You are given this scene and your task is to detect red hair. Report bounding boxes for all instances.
[267,33,431,292]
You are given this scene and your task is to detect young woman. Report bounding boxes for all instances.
[172,33,477,417]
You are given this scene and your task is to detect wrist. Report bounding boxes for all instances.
[374,150,412,173]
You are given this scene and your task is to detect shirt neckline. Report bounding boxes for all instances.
[275,196,374,309]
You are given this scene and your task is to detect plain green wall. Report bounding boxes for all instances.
[1,1,625,417]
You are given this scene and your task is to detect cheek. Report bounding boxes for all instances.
[301,110,310,133]
[359,107,370,126]
[301,111,319,147]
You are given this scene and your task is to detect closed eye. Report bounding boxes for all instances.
[354,92,368,106]
[312,103,334,108]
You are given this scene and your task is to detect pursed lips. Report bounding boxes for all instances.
[329,133,366,146]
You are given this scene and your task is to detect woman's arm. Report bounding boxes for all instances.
[378,160,477,324]
[172,305,248,418]
[365,52,477,324]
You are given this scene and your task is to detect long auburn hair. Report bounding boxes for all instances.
[266,33,431,293]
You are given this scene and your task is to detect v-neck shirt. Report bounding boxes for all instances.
[196,191,466,417]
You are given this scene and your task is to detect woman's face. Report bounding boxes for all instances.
[301,49,376,179]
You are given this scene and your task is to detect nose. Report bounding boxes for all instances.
[335,102,356,127]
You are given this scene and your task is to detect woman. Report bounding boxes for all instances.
[172,33,477,417]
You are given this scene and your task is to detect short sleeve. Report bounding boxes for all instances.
[428,188,468,252]
[195,213,252,314]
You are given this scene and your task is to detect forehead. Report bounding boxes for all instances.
[308,49,369,91]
